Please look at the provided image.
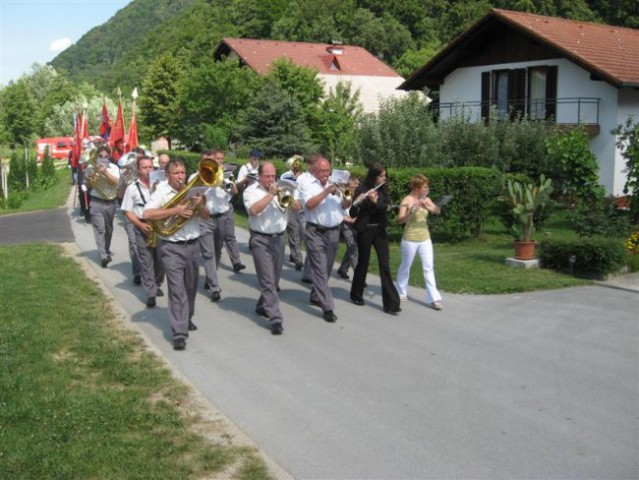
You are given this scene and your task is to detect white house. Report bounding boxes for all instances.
[400,9,639,196]
[214,37,415,114]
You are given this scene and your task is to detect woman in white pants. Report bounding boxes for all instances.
[395,174,443,310]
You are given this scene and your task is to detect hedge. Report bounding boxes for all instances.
[539,237,626,278]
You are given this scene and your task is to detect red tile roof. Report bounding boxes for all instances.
[401,9,639,90]
[216,38,401,78]
[493,9,639,86]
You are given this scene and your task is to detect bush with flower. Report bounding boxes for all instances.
[625,231,639,255]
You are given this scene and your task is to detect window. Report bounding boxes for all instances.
[481,66,557,121]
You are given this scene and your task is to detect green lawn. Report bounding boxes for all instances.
[0,243,274,479]
[0,165,72,215]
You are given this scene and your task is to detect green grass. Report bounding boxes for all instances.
[0,243,274,480]
[0,165,72,215]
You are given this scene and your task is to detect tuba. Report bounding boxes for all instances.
[150,158,221,237]
[83,149,119,201]
[276,178,297,210]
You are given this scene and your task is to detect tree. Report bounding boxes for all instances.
[0,80,37,146]
[139,54,182,149]
[24,64,76,136]
[240,83,315,157]
[613,116,639,221]
[317,81,363,163]
[172,57,261,148]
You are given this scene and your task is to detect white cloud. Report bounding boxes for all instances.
[49,38,72,52]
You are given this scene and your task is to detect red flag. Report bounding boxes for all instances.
[126,106,138,152]
[99,101,111,139]
[81,112,89,141]
[72,112,82,168]
[109,99,126,161]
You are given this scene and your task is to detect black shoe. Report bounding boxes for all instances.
[289,255,295,263]
[270,323,284,335]
[233,263,246,273]
[156,287,164,297]
[384,307,402,315]
[309,299,321,307]
[351,298,364,306]
[188,321,198,331]
[301,278,312,284]
[210,291,221,302]
[133,275,141,285]
[203,281,210,291]
[100,259,108,268]
[255,307,268,317]
[323,310,337,323]
[295,262,303,271]
[173,338,186,350]
[337,270,349,280]
[146,297,156,308]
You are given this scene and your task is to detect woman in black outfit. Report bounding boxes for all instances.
[349,162,401,314]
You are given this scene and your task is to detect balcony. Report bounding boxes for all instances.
[435,97,601,136]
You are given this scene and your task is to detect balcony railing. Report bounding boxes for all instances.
[435,97,601,126]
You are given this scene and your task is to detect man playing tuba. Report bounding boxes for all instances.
[87,145,121,268]
[143,157,209,351]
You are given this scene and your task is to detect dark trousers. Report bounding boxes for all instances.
[338,223,358,274]
[250,232,285,324]
[306,224,340,312]
[212,207,241,267]
[350,225,400,311]
[133,226,165,300]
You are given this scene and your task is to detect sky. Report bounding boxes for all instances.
[0,0,131,87]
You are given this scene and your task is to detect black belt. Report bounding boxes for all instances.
[250,230,285,238]
[161,238,198,245]
[91,197,116,204]
[211,211,228,218]
[307,222,341,232]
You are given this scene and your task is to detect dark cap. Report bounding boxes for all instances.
[249,149,263,158]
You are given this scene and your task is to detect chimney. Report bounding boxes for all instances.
[326,40,344,55]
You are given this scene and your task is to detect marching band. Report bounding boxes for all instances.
[77,148,444,350]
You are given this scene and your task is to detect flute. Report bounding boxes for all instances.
[353,181,385,207]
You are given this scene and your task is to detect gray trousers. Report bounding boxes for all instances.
[133,225,165,300]
[90,198,117,261]
[213,207,241,267]
[305,224,341,312]
[338,223,358,274]
[199,218,221,293]
[286,209,304,264]
[250,231,285,324]
[123,216,140,277]
[159,239,199,341]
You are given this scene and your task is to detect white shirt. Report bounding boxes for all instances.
[188,172,231,215]
[144,181,201,242]
[243,183,288,234]
[237,162,258,183]
[89,161,120,200]
[298,175,344,228]
[121,180,151,219]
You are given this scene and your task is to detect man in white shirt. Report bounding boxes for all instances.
[244,162,288,335]
[280,155,305,270]
[120,156,165,308]
[88,145,120,268]
[235,149,262,190]
[143,158,209,351]
[298,155,352,323]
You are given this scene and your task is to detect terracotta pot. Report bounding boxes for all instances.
[514,240,536,260]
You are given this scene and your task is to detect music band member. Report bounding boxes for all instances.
[143,158,209,351]
[120,156,166,308]
[88,145,120,268]
[298,156,351,323]
[205,149,246,273]
[349,162,401,314]
[243,162,288,335]
[280,155,305,271]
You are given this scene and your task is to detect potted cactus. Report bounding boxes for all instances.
[499,174,553,260]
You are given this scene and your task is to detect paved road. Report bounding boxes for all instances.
[0,208,74,245]
[4,200,639,479]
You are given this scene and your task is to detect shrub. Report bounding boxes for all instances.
[7,190,28,209]
[568,195,635,238]
[539,237,626,278]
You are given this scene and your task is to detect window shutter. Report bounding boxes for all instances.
[545,66,558,119]
[508,69,526,119]
[481,71,490,120]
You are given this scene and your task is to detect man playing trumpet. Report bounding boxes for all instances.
[243,162,288,335]
[143,158,209,351]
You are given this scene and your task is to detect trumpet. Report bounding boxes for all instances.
[334,184,353,201]
[275,178,297,210]
[223,172,236,192]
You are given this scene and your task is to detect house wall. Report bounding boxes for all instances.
[439,59,630,195]
[320,75,410,113]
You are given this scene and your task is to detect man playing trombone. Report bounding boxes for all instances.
[243,162,289,335]
[143,158,209,351]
